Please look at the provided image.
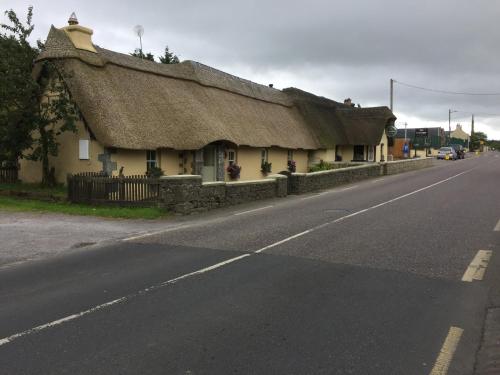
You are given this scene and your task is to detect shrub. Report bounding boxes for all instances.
[309,159,332,172]
[261,161,272,174]
[146,166,164,178]
[287,160,296,173]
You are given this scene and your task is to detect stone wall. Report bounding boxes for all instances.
[289,164,382,194]
[159,174,287,214]
[382,157,434,175]
[289,157,433,194]
[157,158,433,214]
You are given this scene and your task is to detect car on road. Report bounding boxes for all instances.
[450,144,465,159]
[437,147,457,160]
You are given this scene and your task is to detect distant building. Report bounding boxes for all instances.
[393,127,445,158]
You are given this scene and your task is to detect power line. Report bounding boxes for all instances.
[454,110,500,117]
[393,79,500,96]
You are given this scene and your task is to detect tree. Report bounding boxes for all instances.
[130,48,155,61]
[471,131,487,151]
[28,63,80,185]
[1,7,80,185]
[0,7,38,163]
[158,46,179,64]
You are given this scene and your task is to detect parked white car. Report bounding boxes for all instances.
[437,147,457,160]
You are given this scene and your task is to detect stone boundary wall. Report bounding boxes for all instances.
[159,174,287,214]
[289,157,434,195]
[157,158,433,214]
[382,157,434,175]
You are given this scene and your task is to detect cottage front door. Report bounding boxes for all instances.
[201,145,216,182]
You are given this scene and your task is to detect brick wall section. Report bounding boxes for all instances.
[158,159,433,214]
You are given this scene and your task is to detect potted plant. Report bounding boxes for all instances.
[227,163,241,180]
[287,160,296,173]
[261,161,272,174]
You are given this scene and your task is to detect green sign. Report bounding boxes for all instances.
[386,125,398,137]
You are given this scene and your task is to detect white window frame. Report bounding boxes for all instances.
[79,139,90,160]
[227,149,236,165]
[146,150,157,170]
[261,149,268,165]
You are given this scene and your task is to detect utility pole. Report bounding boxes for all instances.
[390,79,394,111]
[470,114,475,151]
[448,109,457,146]
[404,122,407,141]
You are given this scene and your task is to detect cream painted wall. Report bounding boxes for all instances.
[293,150,309,173]
[18,120,104,184]
[309,149,336,164]
[268,147,289,174]
[339,146,354,162]
[223,147,309,181]
[111,149,147,176]
[159,149,183,175]
[236,147,263,180]
[376,132,388,162]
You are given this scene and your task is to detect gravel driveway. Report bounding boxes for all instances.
[0,211,175,267]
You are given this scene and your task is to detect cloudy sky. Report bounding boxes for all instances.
[3,0,500,139]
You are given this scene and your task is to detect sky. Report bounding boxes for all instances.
[2,0,500,139]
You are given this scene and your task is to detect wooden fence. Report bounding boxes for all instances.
[67,173,161,206]
[0,167,18,183]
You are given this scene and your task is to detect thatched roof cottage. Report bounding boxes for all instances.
[20,16,396,183]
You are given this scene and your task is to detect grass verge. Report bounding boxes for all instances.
[0,196,168,220]
[0,182,66,199]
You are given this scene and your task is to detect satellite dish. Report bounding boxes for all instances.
[134,25,144,38]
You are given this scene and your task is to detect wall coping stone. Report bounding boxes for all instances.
[266,174,287,180]
[226,179,275,186]
[292,163,379,178]
[202,181,226,186]
[382,157,433,165]
[160,174,202,180]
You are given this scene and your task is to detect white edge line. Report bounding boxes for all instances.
[233,205,274,216]
[0,167,476,348]
[429,326,463,375]
[494,219,500,232]
[461,250,493,282]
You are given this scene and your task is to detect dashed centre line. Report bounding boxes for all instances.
[429,326,464,375]
[461,250,493,282]
[494,219,500,231]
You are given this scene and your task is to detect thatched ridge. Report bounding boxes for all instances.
[36,26,396,151]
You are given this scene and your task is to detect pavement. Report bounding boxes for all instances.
[0,152,499,374]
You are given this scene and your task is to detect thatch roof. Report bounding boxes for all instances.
[36,26,396,150]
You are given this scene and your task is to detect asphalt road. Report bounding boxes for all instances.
[1,153,499,374]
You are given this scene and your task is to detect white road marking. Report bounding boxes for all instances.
[0,167,476,347]
[0,253,251,348]
[122,225,191,241]
[233,205,274,216]
[429,326,464,375]
[371,178,385,183]
[461,250,493,282]
[254,230,312,253]
[339,185,359,191]
[494,219,500,231]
